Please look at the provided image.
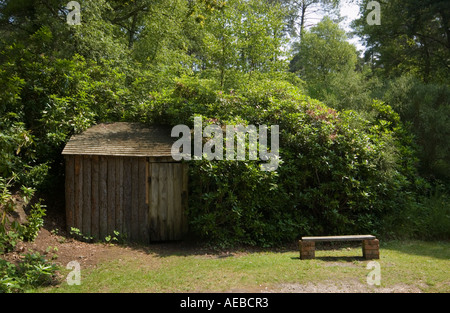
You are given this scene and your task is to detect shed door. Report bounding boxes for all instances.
[147,162,188,241]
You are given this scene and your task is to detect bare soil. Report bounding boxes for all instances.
[1,203,253,270]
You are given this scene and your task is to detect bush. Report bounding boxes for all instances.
[134,77,419,247]
[19,201,46,242]
[0,176,46,253]
[382,184,450,240]
[383,75,450,180]
[0,252,57,293]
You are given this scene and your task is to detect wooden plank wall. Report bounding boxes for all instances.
[148,162,188,241]
[65,156,187,243]
[91,156,99,239]
[65,155,74,232]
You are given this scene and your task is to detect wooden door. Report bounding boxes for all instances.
[147,162,188,241]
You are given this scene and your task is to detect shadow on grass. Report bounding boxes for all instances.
[380,240,450,260]
[290,255,365,262]
[122,239,300,258]
[126,239,369,261]
[315,256,365,262]
[82,235,450,261]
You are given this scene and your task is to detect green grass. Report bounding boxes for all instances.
[39,240,449,293]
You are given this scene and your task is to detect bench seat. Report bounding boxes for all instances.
[298,235,379,260]
[301,235,376,242]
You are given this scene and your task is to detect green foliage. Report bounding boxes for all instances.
[198,0,289,87]
[104,230,127,244]
[0,0,291,196]
[137,77,418,246]
[0,34,141,190]
[0,116,35,181]
[20,201,46,242]
[0,230,22,255]
[0,177,46,253]
[0,259,21,293]
[352,0,449,83]
[70,227,126,244]
[0,0,445,248]
[277,0,341,38]
[290,17,357,81]
[382,75,450,180]
[0,252,57,293]
[69,227,93,242]
[382,184,450,240]
[290,17,375,111]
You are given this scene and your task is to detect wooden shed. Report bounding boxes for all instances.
[62,122,188,243]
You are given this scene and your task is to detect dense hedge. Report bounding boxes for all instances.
[0,43,440,245]
[128,76,419,247]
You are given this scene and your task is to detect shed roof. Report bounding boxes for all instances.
[62,122,176,157]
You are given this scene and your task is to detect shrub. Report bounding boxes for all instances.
[382,184,450,240]
[0,252,57,293]
[135,77,418,247]
[20,201,46,242]
[0,176,46,253]
[383,75,450,180]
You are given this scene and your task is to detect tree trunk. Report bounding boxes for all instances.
[299,2,307,41]
[128,13,138,49]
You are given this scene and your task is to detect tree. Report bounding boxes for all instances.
[0,0,131,61]
[383,75,450,180]
[290,17,356,78]
[352,0,450,180]
[0,0,146,190]
[273,0,341,40]
[199,0,289,88]
[106,0,156,49]
[353,0,450,83]
[289,17,373,109]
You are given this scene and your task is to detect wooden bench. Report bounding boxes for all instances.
[298,235,380,260]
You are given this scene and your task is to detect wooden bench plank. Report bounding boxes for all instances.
[301,235,376,242]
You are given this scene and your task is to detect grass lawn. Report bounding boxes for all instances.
[39,240,449,293]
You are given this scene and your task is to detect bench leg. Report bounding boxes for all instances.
[299,240,315,260]
[362,239,379,260]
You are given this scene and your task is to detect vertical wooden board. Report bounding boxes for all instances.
[138,158,149,243]
[65,156,75,232]
[122,157,132,241]
[74,156,83,232]
[99,156,108,240]
[149,163,160,241]
[181,163,189,234]
[172,163,182,240]
[115,157,124,235]
[145,158,152,242]
[91,155,100,240]
[166,163,175,240]
[158,163,168,241]
[107,157,116,236]
[82,156,92,237]
[146,161,150,206]
[131,158,139,242]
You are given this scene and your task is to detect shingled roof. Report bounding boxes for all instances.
[62,122,175,157]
